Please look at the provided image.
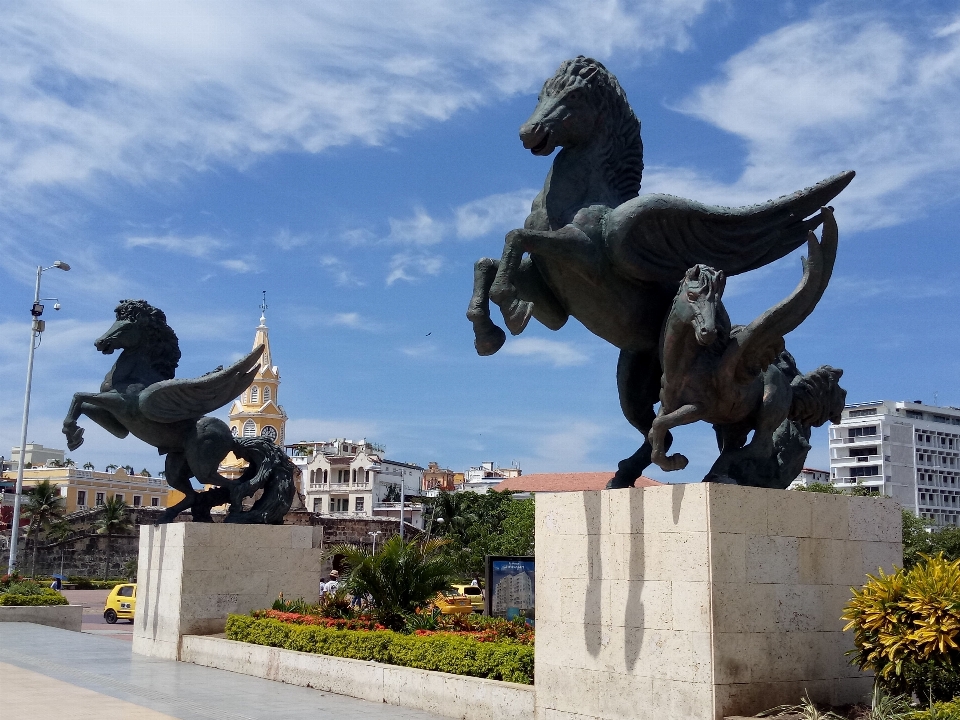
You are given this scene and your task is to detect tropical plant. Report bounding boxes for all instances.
[325,535,457,629]
[82,462,95,470]
[64,458,75,467]
[105,464,118,472]
[94,497,133,579]
[795,482,841,495]
[842,553,960,703]
[22,480,65,576]
[140,468,151,477]
[757,691,843,719]
[122,465,135,475]
[860,683,912,720]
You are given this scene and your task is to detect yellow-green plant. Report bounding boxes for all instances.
[843,553,960,702]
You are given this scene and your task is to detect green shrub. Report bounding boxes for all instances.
[226,614,534,684]
[908,697,960,720]
[842,553,960,702]
[0,588,68,606]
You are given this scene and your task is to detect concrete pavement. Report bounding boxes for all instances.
[0,623,448,720]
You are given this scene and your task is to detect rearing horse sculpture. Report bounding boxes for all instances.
[467,56,854,487]
[63,300,296,523]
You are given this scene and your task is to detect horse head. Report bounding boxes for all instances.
[96,299,181,380]
[677,265,726,346]
[519,57,643,201]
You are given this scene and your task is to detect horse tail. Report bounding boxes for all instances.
[787,362,846,429]
[225,437,299,524]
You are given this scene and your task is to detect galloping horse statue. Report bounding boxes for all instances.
[649,210,846,488]
[467,56,854,488]
[63,300,296,523]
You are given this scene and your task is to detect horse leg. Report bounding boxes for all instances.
[62,391,128,451]
[466,258,508,356]
[650,403,705,472]
[607,350,673,489]
[515,256,568,331]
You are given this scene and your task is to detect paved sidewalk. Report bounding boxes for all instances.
[1,623,446,720]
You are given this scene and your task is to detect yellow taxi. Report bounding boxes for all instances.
[432,592,473,616]
[103,583,137,624]
[450,584,484,613]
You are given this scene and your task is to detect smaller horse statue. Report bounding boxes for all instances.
[63,299,296,523]
[649,208,846,487]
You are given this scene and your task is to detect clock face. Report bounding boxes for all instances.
[261,426,278,441]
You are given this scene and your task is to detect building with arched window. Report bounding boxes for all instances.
[219,308,288,478]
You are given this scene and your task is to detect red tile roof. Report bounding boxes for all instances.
[493,472,662,493]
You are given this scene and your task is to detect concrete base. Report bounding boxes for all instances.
[182,634,535,720]
[132,523,322,660]
[535,485,902,720]
[0,605,83,631]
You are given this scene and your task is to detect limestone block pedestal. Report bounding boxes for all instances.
[534,484,901,720]
[133,523,322,660]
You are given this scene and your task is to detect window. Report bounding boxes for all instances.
[848,426,878,438]
[250,386,259,404]
[77,490,87,507]
[263,387,271,403]
[906,410,923,419]
[118,585,134,597]
[133,495,142,507]
[243,420,257,437]
[95,492,105,506]
[313,498,321,512]
[355,497,364,512]
[115,494,124,502]
[850,466,880,477]
[352,468,357,483]
[850,447,877,458]
[329,497,349,512]
[151,497,159,507]
[231,425,238,436]
[323,469,328,483]
[850,408,877,417]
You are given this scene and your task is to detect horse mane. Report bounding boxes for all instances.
[676,265,731,348]
[114,299,181,379]
[543,56,644,202]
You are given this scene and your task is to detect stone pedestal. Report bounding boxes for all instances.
[534,485,901,720]
[132,523,322,660]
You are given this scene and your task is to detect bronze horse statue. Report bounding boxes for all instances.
[650,210,846,486]
[63,300,296,522]
[467,56,854,487]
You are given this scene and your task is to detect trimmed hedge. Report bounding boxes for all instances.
[0,588,69,606]
[225,614,534,684]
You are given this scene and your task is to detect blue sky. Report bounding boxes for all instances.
[1,0,958,482]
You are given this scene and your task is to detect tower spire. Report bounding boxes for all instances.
[259,290,267,327]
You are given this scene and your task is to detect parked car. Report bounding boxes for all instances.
[450,584,484,613]
[432,592,473,616]
[103,583,137,624]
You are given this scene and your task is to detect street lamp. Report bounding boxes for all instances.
[6,261,70,575]
[367,530,382,554]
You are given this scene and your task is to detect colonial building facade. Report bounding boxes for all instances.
[288,439,424,528]
[1,466,168,514]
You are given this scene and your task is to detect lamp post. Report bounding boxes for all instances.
[367,530,382,554]
[6,261,70,575]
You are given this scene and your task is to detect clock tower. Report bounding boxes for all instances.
[220,298,288,477]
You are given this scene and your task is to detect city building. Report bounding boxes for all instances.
[221,306,288,477]
[0,466,169,514]
[288,439,424,528]
[8,443,65,470]
[421,462,464,495]
[829,401,960,525]
[787,467,830,490]
[461,461,521,493]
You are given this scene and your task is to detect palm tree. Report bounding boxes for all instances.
[122,465,135,475]
[82,462,95,471]
[22,480,65,576]
[64,458,76,467]
[94,497,133,579]
[139,468,151,477]
[325,535,457,629]
[105,464,118,473]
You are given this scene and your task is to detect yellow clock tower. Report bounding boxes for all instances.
[220,300,288,477]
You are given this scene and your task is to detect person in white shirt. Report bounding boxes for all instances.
[320,569,339,597]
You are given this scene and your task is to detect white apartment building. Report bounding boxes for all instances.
[787,467,830,490]
[288,439,424,528]
[829,401,960,525]
[461,461,522,493]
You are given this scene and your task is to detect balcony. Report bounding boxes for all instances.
[830,436,882,445]
[832,454,881,465]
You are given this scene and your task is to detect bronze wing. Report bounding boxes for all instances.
[139,345,265,423]
[718,208,838,386]
[603,171,852,283]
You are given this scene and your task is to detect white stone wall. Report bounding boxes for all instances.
[132,523,322,660]
[535,485,901,720]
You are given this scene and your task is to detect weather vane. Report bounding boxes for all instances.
[260,290,267,318]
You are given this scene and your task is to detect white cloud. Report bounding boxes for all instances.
[454,190,535,240]
[318,256,364,287]
[387,208,446,246]
[501,337,589,367]
[125,234,225,257]
[650,11,960,231]
[220,258,258,273]
[273,228,311,250]
[0,0,714,214]
[386,252,443,285]
[525,420,606,471]
[327,312,382,332]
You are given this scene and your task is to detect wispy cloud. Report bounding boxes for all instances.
[220,258,258,273]
[328,312,382,332]
[454,190,535,240]
[273,228,311,250]
[318,256,364,287]
[648,11,960,231]
[501,337,590,367]
[125,234,225,258]
[386,252,443,285]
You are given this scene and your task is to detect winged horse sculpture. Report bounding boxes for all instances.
[63,300,296,523]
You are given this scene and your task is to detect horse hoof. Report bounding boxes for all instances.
[474,323,506,356]
[605,475,636,489]
[503,299,533,335]
[63,425,84,451]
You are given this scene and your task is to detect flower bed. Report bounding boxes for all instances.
[226,613,534,684]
